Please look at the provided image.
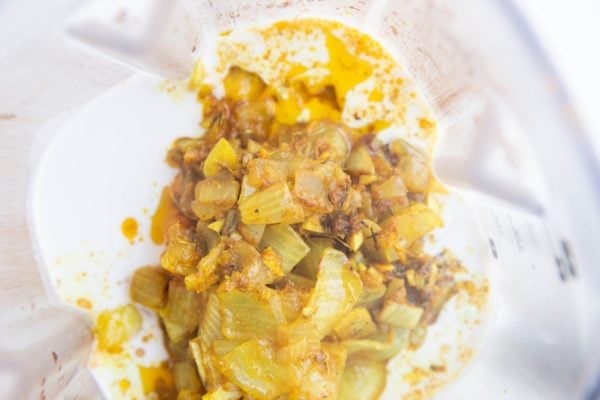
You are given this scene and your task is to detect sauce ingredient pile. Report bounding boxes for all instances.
[116,20,479,400]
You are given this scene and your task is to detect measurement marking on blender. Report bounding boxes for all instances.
[561,239,577,278]
[555,257,569,281]
[508,215,524,252]
[488,238,498,259]
[555,239,577,282]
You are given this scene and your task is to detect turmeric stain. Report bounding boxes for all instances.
[121,217,138,243]
[118,378,131,392]
[369,88,384,102]
[404,368,427,385]
[322,31,373,106]
[419,117,436,134]
[251,20,374,125]
[138,363,174,396]
[76,298,92,310]
[151,186,191,244]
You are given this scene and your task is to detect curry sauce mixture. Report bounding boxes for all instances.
[98,19,480,400]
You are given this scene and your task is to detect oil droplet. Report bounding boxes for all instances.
[76,298,92,310]
[151,186,190,244]
[322,31,372,105]
[404,368,427,385]
[121,217,138,243]
[118,378,131,392]
[138,363,174,395]
[368,88,384,102]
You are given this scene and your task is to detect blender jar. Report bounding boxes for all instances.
[0,0,598,399]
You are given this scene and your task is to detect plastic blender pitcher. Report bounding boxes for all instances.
[1,0,598,399]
